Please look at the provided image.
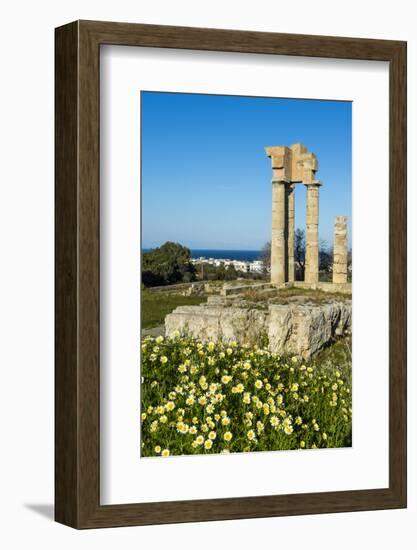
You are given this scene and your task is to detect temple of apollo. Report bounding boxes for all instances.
[164,142,352,356]
[265,143,350,289]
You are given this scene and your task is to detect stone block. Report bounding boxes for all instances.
[165,300,352,360]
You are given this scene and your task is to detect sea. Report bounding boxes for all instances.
[142,248,262,262]
[190,249,262,262]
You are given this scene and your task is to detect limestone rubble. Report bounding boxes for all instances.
[165,298,351,359]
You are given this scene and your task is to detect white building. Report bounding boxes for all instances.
[249,260,264,273]
[191,256,265,274]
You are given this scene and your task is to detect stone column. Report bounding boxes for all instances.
[287,184,295,283]
[304,181,321,285]
[271,180,287,285]
[333,216,348,284]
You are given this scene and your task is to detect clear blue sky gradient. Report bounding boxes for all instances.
[141,91,352,250]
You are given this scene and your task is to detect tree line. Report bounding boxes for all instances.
[260,228,352,281]
[142,242,197,287]
[142,233,352,288]
[142,242,260,287]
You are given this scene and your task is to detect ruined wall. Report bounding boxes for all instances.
[165,299,351,359]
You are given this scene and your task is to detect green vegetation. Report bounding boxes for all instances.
[141,335,352,457]
[269,287,351,303]
[141,290,206,329]
[196,262,265,282]
[314,335,352,372]
[142,242,196,287]
[239,286,351,307]
[262,230,352,282]
[222,279,266,287]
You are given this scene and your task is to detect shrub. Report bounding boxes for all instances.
[142,242,196,287]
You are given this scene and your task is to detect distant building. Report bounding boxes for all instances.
[249,260,264,273]
[191,256,264,274]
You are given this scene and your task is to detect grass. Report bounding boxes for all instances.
[314,335,352,372]
[222,278,268,287]
[141,290,207,329]
[142,284,352,328]
[241,286,351,307]
[140,335,352,457]
[269,287,351,304]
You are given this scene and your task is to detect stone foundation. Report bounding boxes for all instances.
[268,302,351,358]
[292,281,352,294]
[221,282,273,296]
[221,280,351,296]
[165,299,351,359]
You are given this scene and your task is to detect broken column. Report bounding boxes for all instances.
[333,215,348,284]
[304,181,321,285]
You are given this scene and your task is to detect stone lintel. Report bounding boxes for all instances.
[265,143,319,184]
[289,143,307,155]
[271,176,290,184]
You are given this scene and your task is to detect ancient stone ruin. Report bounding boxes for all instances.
[166,297,351,359]
[333,216,348,284]
[265,143,349,288]
[164,143,351,357]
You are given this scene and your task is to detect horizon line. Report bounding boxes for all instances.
[142,246,264,251]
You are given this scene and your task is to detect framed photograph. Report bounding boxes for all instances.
[55,20,406,528]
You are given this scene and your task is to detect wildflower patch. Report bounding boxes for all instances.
[141,334,352,457]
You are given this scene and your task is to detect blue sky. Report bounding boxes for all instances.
[141,92,351,250]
